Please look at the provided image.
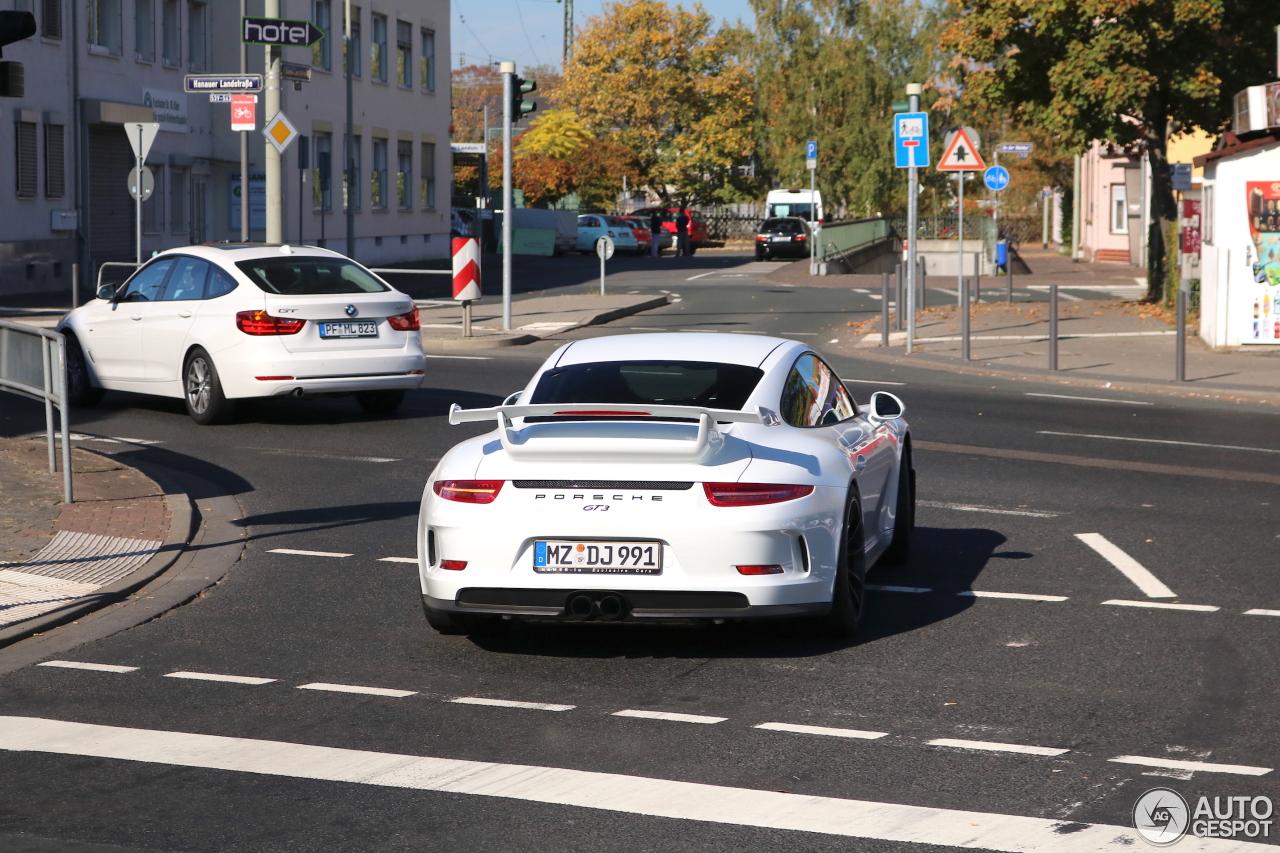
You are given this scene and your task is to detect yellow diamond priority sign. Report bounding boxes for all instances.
[263,111,298,154]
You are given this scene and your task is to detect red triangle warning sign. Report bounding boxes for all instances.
[937,128,986,171]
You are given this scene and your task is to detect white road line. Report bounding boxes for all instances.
[1102,600,1220,612]
[1075,533,1175,598]
[422,354,492,360]
[957,591,1068,602]
[3,716,1222,852]
[843,378,906,386]
[754,722,887,740]
[38,661,138,673]
[378,557,418,564]
[927,739,1069,757]
[451,697,575,712]
[782,332,818,336]
[686,272,717,280]
[1244,609,1280,617]
[918,500,1057,518]
[867,584,932,593]
[255,449,400,463]
[1109,755,1272,776]
[1024,392,1152,405]
[1038,430,1280,455]
[1054,291,1083,302]
[612,709,727,724]
[66,433,163,446]
[629,327,665,331]
[298,683,417,698]
[163,671,277,685]
[267,549,354,558]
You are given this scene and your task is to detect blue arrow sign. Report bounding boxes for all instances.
[984,165,1010,192]
[894,113,929,169]
[805,140,818,160]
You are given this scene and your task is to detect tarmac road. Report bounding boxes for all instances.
[0,250,1277,852]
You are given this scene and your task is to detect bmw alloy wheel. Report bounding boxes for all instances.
[186,356,211,414]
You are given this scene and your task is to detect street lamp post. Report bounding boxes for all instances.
[345,0,355,259]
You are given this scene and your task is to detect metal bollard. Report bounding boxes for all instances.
[1049,283,1059,371]
[71,263,79,310]
[1006,257,1013,303]
[1176,289,1187,382]
[894,262,903,331]
[881,272,890,348]
[974,252,982,304]
[919,258,927,311]
[961,277,971,361]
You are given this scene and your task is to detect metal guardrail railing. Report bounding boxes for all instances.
[814,218,892,263]
[0,319,72,503]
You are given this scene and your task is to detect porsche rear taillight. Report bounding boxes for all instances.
[236,310,305,336]
[703,483,813,507]
[388,306,420,331]
[433,480,504,504]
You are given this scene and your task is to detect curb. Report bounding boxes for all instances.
[841,345,1280,406]
[420,294,672,350]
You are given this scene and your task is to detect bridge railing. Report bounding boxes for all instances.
[815,217,893,264]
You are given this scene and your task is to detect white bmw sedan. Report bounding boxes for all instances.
[417,333,914,638]
[58,244,426,424]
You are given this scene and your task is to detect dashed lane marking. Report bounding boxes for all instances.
[612,709,727,724]
[253,449,400,463]
[842,378,906,386]
[267,549,353,558]
[927,739,1069,757]
[1108,755,1272,776]
[65,433,164,446]
[754,722,887,740]
[298,683,417,698]
[957,591,1067,602]
[918,500,1058,518]
[1024,392,1153,405]
[1245,609,1280,617]
[38,661,138,673]
[0,716,1218,852]
[1102,600,1220,612]
[1076,533,1176,598]
[1038,430,1280,455]
[164,671,276,685]
[867,584,932,593]
[378,557,418,563]
[452,697,575,712]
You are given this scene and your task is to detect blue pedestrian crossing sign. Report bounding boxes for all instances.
[894,113,929,168]
[984,165,1011,192]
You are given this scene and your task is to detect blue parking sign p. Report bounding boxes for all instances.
[805,141,818,160]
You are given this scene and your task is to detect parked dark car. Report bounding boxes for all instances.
[755,217,811,261]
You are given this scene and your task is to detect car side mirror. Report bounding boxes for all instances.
[868,391,905,421]
[97,284,116,301]
[502,391,522,406]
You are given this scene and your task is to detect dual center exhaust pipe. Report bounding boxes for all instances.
[566,592,629,622]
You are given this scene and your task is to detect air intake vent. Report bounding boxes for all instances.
[513,480,693,490]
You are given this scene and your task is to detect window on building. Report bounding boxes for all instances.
[143,167,165,233]
[170,167,188,233]
[88,0,121,54]
[161,0,179,66]
[420,29,434,91]
[370,14,386,82]
[135,0,154,61]
[15,120,37,198]
[1109,183,1128,234]
[344,134,360,211]
[313,132,332,210]
[420,141,435,210]
[187,2,206,71]
[371,138,388,209]
[342,5,360,77]
[44,123,64,198]
[311,0,331,70]
[41,0,62,39]
[395,21,411,86]
[397,140,412,209]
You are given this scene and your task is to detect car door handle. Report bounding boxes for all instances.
[130,313,143,321]
[854,454,867,472]
[178,310,193,318]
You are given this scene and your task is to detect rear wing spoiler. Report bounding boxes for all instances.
[447,402,782,462]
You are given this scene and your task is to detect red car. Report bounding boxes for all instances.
[621,217,654,254]
[631,207,709,250]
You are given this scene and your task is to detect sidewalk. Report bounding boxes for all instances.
[830,248,1280,405]
[0,436,175,640]
[417,292,672,349]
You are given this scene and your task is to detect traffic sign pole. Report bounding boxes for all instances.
[263,0,282,245]
[501,62,515,330]
[807,141,818,276]
[240,0,249,242]
[903,86,923,352]
[135,125,142,264]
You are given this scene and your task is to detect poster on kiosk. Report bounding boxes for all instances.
[1245,181,1280,344]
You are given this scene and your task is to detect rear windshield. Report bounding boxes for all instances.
[768,203,814,220]
[530,360,763,411]
[235,257,390,295]
[761,218,805,233]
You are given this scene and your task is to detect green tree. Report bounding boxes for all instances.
[939,0,1278,301]
[559,0,756,206]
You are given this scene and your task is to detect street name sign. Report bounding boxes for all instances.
[209,93,232,103]
[280,62,312,83]
[937,127,985,171]
[450,143,487,154]
[242,17,324,46]
[996,142,1033,158]
[184,74,263,94]
[984,165,1010,191]
[263,111,299,154]
[894,112,929,168]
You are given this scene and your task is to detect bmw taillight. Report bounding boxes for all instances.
[703,483,813,506]
[756,235,767,241]
[795,234,807,241]
[236,310,305,336]
[388,306,420,331]
[433,480,504,504]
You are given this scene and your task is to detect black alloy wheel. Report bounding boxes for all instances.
[64,336,105,407]
[815,493,867,638]
[880,444,915,566]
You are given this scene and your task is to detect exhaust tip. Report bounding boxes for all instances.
[292,387,305,398]
[566,594,595,619]
[598,594,627,621]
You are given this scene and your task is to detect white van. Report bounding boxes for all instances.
[766,188,824,223]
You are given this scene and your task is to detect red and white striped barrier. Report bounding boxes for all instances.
[451,238,481,301]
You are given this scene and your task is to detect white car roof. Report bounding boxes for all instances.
[554,333,796,369]
[154,244,348,264]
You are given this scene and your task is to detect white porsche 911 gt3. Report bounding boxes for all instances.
[417,333,913,638]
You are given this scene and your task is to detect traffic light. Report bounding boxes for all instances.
[511,76,537,122]
[0,11,36,98]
